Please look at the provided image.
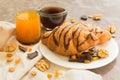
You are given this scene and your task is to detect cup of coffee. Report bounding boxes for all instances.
[38,1,68,30]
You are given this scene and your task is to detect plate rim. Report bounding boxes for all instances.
[39,38,119,69]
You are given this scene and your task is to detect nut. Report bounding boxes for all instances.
[7,57,13,62]
[88,15,93,18]
[84,60,91,63]
[106,25,116,34]
[35,59,50,72]
[71,55,77,60]
[31,71,37,76]
[93,14,102,20]
[8,67,15,72]
[98,48,109,58]
[47,73,53,79]
[15,58,21,64]
[55,70,60,77]
[70,18,76,23]
[6,53,13,57]
[6,43,16,52]
[92,57,99,61]
[28,47,32,52]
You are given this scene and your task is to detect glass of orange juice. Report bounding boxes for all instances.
[16,10,41,45]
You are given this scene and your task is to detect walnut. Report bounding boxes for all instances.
[98,48,109,58]
[35,59,50,72]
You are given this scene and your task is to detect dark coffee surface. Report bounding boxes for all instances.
[41,6,65,14]
[40,6,67,29]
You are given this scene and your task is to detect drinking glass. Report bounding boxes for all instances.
[16,10,41,45]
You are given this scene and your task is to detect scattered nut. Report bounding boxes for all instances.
[84,60,91,63]
[71,54,77,60]
[106,25,116,34]
[93,14,102,20]
[28,47,32,52]
[7,57,13,62]
[6,43,16,52]
[6,53,13,57]
[92,57,99,61]
[31,71,37,76]
[88,15,93,18]
[47,73,53,79]
[8,67,15,72]
[0,48,4,52]
[15,58,21,64]
[70,18,76,23]
[55,70,60,77]
[98,48,109,58]
[35,59,50,72]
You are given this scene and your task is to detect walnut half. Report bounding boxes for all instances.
[35,59,50,72]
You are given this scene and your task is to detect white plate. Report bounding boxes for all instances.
[39,38,119,69]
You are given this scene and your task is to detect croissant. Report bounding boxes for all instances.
[41,22,112,56]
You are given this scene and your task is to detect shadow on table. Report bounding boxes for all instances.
[90,59,117,75]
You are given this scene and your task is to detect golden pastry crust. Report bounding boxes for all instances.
[42,22,111,56]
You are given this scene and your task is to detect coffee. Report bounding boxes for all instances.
[39,6,67,30]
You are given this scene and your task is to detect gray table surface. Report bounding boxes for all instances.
[0,0,120,80]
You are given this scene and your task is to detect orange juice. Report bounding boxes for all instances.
[16,11,41,45]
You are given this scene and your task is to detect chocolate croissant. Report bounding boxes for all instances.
[42,22,111,56]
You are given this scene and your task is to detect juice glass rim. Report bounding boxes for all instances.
[16,10,39,20]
